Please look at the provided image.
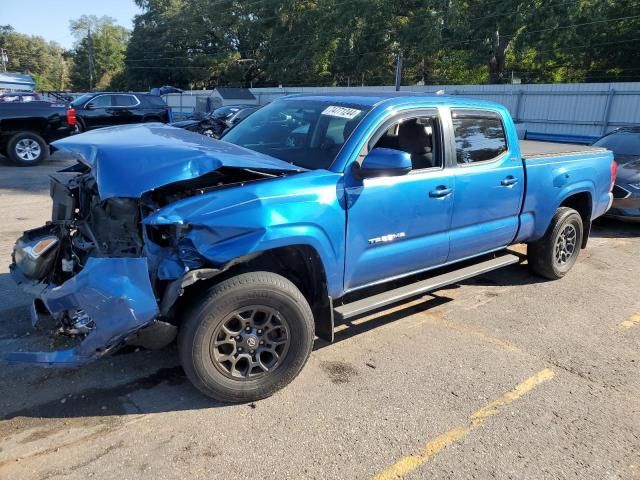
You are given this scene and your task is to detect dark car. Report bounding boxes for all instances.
[593,127,640,221]
[171,104,258,138]
[0,91,42,103]
[224,106,259,130]
[69,92,171,131]
[0,101,76,165]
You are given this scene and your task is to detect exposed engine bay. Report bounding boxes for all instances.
[8,160,291,366]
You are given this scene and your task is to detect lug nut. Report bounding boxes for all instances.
[238,347,243,352]
[250,349,255,354]
[257,329,263,334]
[259,340,264,345]
[245,327,251,332]
[235,335,241,340]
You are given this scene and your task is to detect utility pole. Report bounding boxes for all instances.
[87,27,95,90]
[394,52,403,91]
[0,49,8,73]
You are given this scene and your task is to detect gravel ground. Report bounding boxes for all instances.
[0,153,638,480]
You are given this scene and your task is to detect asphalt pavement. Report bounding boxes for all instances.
[0,153,638,479]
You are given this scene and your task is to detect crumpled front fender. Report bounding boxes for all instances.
[6,257,159,366]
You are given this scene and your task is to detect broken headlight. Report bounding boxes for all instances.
[13,233,60,280]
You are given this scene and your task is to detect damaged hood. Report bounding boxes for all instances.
[52,124,304,199]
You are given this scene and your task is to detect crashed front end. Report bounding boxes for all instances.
[9,168,162,365]
[7,124,301,366]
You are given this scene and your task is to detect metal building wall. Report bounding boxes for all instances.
[165,82,640,141]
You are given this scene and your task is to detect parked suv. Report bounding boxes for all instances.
[70,92,171,131]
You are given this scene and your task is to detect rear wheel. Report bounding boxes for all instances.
[178,271,315,403]
[527,207,583,280]
[7,132,48,166]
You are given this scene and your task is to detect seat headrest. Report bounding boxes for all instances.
[398,120,432,154]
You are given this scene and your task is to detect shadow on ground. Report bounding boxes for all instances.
[0,215,634,421]
[592,217,640,238]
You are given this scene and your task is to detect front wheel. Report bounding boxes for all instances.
[6,132,49,166]
[527,207,583,280]
[178,271,315,403]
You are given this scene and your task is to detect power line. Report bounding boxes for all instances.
[120,11,640,64]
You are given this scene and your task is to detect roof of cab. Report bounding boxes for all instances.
[279,91,506,111]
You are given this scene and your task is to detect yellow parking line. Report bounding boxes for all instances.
[620,313,640,329]
[373,368,555,480]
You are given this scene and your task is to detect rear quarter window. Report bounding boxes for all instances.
[143,95,169,107]
[451,110,508,164]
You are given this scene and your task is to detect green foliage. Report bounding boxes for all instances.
[6,0,640,92]
[0,25,71,90]
[69,16,129,91]
[120,0,639,89]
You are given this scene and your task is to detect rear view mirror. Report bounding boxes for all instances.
[358,148,412,178]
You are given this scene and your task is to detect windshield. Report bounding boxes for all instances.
[222,99,370,170]
[594,132,640,157]
[70,93,94,108]
[212,106,242,119]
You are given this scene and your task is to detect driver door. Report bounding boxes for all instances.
[83,94,113,130]
[343,109,455,291]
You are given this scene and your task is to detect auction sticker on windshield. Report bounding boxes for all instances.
[321,106,362,119]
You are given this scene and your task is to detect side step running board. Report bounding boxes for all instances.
[334,253,521,321]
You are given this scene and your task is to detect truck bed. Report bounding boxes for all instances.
[520,140,608,159]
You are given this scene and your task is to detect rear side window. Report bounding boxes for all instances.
[89,95,112,108]
[113,95,138,107]
[451,110,507,164]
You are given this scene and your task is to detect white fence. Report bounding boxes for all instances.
[164,82,640,140]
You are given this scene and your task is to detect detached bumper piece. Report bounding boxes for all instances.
[6,257,159,366]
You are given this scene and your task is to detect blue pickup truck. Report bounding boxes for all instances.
[9,93,615,402]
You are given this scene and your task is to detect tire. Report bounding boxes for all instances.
[527,207,583,280]
[178,271,315,403]
[6,132,49,166]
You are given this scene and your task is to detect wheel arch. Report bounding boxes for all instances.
[173,244,335,342]
[559,190,593,248]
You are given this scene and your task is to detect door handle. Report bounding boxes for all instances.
[501,176,518,187]
[429,186,452,198]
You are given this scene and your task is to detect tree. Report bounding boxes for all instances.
[119,0,640,89]
[0,25,71,90]
[69,15,129,90]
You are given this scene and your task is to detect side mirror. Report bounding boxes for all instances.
[358,148,412,178]
[85,103,94,110]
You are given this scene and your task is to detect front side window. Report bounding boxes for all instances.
[372,115,442,170]
[222,99,370,170]
[70,93,94,107]
[88,95,112,108]
[452,110,507,164]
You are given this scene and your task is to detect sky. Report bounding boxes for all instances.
[2,0,142,49]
